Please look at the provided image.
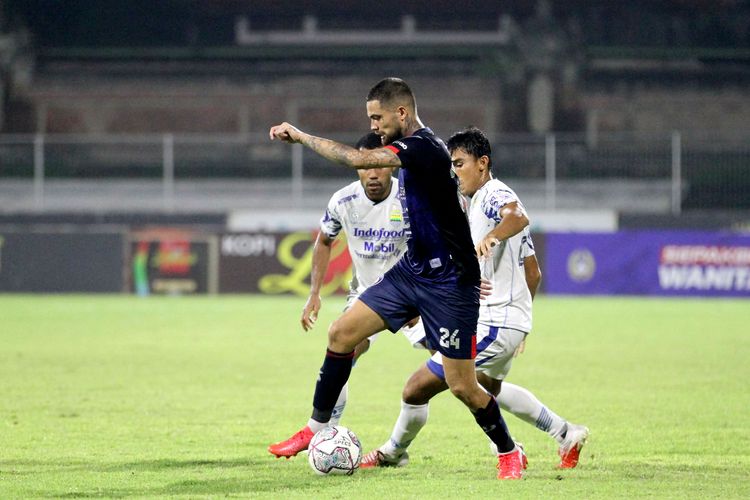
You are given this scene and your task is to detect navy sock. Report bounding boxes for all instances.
[311,348,355,423]
[473,396,515,454]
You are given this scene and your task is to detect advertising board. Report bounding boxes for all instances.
[544,230,750,297]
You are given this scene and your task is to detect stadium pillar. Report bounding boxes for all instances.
[671,131,682,216]
[292,144,303,203]
[33,134,44,210]
[163,133,175,212]
[545,133,556,210]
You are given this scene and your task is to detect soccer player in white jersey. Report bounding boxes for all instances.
[268,132,425,457]
[361,127,589,470]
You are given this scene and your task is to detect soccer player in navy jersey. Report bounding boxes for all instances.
[268,77,524,479]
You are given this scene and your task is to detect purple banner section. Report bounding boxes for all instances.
[544,231,750,297]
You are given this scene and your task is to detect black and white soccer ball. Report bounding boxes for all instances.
[307,425,362,476]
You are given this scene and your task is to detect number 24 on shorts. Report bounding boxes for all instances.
[439,327,460,349]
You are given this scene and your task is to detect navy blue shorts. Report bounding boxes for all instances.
[359,259,479,359]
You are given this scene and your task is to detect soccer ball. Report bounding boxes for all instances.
[307,425,362,476]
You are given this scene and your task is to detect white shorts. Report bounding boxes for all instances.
[399,320,428,350]
[345,293,426,349]
[426,324,526,381]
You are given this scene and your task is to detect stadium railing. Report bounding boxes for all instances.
[1,131,748,213]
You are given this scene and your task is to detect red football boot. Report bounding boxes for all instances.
[558,424,589,469]
[497,447,524,480]
[268,426,315,458]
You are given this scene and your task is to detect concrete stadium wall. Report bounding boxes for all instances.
[13,75,504,139]
[11,72,750,139]
[583,86,750,138]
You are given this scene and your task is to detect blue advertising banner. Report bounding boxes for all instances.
[544,231,750,297]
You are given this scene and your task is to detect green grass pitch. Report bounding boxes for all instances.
[1,294,748,498]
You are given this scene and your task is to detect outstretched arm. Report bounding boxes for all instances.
[301,231,334,331]
[270,122,401,169]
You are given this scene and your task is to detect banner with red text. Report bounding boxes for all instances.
[544,231,750,297]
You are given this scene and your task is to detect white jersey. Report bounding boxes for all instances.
[320,177,408,296]
[468,178,535,332]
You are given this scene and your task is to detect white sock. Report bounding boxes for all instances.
[306,382,348,432]
[497,382,568,444]
[306,418,327,433]
[380,401,429,457]
[328,382,348,426]
[497,444,519,455]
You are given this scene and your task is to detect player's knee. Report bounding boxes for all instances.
[402,383,428,406]
[447,381,475,406]
[327,318,357,351]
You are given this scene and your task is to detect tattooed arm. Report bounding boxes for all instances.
[269,121,401,169]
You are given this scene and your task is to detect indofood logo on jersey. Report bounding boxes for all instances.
[658,244,750,291]
[353,228,406,241]
[353,227,406,253]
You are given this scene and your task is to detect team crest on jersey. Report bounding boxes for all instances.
[350,210,360,222]
[389,205,402,223]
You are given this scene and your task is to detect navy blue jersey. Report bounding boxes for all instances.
[384,128,479,284]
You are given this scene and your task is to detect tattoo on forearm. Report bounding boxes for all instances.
[302,135,399,169]
[302,136,351,164]
[363,148,402,168]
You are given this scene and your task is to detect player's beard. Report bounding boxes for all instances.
[380,128,404,146]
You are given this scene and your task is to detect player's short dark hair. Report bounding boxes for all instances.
[447,127,492,168]
[367,77,416,109]
[355,132,383,150]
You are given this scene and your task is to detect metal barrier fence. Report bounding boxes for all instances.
[1,131,749,212]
